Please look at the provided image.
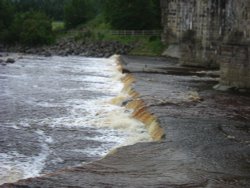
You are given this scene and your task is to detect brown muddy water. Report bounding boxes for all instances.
[0,54,151,185]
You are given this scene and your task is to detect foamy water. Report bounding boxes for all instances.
[0,54,151,185]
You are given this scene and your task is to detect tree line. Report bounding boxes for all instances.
[0,0,161,45]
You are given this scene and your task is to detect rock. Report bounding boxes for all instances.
[104,53,111,58]
[0,59,7,66]
[43,51,52,57]
[238,88,247,93]
[121,99,132,106]
[162,44,181,58]
[6,58,15,63]
[58,51,67,56]
[0,37,134,58]
[213,84,234,91]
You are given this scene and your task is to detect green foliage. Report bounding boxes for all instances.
[11,0,70,20]
[10,0,105,21]
[85,13,110,30]
[21,12,54,45]
[1,0,164,55]
[52,21,65,32]
[73,30,94,41]
[0,0,55,45]
[64,0,94,29]
[104,0,161,30]
[0,0,14,43]
[85,0,105,16]
[8,12,54,45]
[130,37,165,56]
[69,15,165,56]
[0,0,14,29]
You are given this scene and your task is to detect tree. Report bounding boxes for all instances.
[21,12,54,45]
[9,11,54,45]
[11,0,70,20]
[104,0,161,30]
[64,0,93,29]
[0,0,14,43]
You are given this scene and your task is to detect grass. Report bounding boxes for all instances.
[130,37,165,56]
[52,21,65,32]
[93,33,165,56]
[54,16,165,56]
[71,27,165,56]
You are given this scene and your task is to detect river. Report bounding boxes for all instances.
[0,54,151,185]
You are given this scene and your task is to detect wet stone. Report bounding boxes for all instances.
[6,58,15,64]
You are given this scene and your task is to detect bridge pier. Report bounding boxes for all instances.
[161,0,250,89]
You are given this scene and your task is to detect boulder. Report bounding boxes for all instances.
[213,84,234,91]
[6,58,15,63]
[43,51,52,57]
[0,59,7,66]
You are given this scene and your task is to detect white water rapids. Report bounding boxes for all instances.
[0,54,151,185]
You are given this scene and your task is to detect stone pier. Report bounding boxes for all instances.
[161,0,250,88]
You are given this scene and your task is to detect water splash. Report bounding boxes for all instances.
[0,55,151,185]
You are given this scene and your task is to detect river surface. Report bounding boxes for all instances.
[0,55,151,185]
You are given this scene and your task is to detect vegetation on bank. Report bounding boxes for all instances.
[103,0,161,30]
[0,0,54,45]
[0,0,165,56]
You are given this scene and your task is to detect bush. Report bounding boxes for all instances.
[52,21,65,32]
[104,0,161,30]
[9,12,54,45]
[0,0,14,43]
[130,36,165,56]
[64,0,93,29]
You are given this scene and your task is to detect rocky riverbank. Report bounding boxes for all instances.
[0,38,133,58]
[0,52,24,67]
[1,55,250,188]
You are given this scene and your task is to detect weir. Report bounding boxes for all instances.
[1,55,249,188]
[0,55,158,185]
[114,56,165,141]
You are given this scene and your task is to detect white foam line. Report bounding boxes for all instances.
[0,129,52,185]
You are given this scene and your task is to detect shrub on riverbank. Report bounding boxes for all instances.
[0,0,14,43]
[1,10,54,46]
[12,12,54,45]
[64,0,96,29]
[104,0,161,30]
[68,16,165,56]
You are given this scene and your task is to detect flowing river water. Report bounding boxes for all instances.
[0,55,151,185]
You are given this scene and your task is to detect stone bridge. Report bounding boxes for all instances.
[161,0,250,89]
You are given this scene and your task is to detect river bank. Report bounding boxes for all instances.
[0,38,133,58]
[2,55,250,188]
